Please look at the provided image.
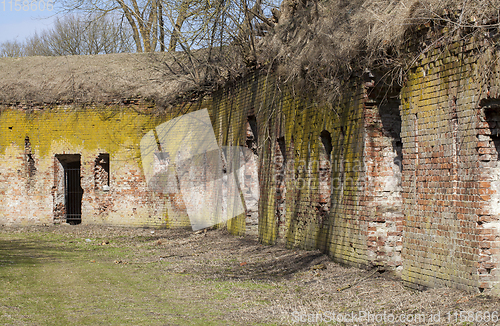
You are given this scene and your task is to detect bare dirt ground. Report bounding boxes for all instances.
[2,225,500,325]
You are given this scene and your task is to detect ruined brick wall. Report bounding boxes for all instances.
[4,50,491,294]
[209,72,404,271]
[0,70,404,272]
[363,82,404,272]
[400,33,500,294]
[0,106,177,227]
[12,37,500,294]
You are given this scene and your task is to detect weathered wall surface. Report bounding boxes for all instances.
[6,33,500,294]
[210,73,403,271]
[210,32,500,293]
[0,106,179,227]
[0,70,405,274]
[400,33,500,294]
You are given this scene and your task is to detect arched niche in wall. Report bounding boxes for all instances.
[318,130,333,225]
[275,136,287,236]
[243,115,260,235]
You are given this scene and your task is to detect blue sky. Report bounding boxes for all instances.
[0,6,56,43]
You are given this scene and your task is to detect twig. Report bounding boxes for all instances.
[336,267,381,292]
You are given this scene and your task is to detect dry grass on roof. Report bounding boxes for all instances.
[0,53,168,106]
[2,1,500,108]
[259,0,500,104]
[0,49,243,108]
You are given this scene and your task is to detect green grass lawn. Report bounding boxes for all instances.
[3,226,500,326]
[0,229,278,325]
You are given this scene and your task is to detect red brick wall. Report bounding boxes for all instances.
[211,73,404,271]
[400,33,491,293]
[8,39,500,294]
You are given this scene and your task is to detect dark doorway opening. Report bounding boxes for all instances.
[55,154,83,225]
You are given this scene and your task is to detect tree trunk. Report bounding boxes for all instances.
[159,1,165,51]
[116,0,143,52]
[168,1,188,52]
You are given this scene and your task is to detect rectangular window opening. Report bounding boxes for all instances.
[95,153,110,191]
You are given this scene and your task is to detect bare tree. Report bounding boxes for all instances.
[46,14,134,55]
[59,0,161,52]
[0,14,134,57]
[57,0,278,54]
[24,33,54,56]
[46,15,86,55]
[78,15,135,54]
[0,40,24,57]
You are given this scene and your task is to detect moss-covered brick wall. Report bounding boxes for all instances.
[210,72,404,271]
[400,32,500,294]
[0,69,405,274]
[0,105,198,227]
[19,39,500,294]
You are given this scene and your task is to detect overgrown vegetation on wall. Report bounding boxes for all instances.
[3,1,500,112]
[257,0,500,105]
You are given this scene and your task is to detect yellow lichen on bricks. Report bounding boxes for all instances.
[0,106,173,227]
